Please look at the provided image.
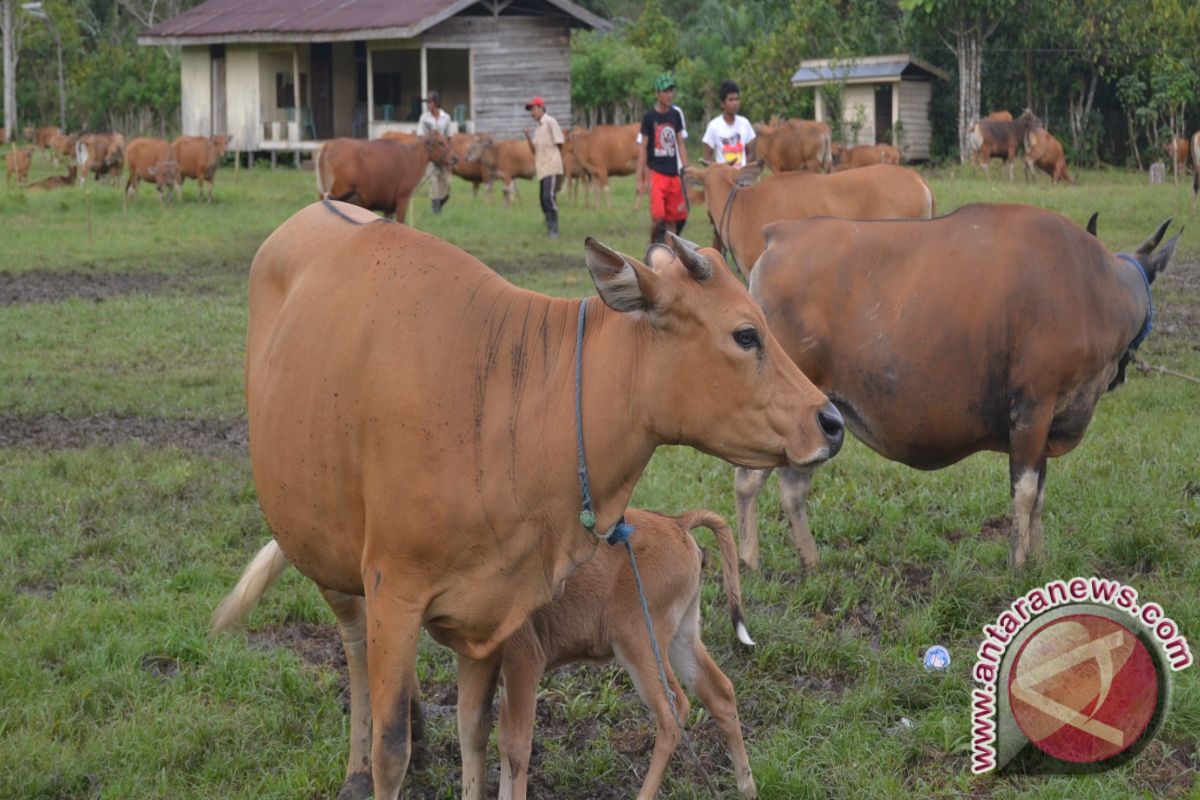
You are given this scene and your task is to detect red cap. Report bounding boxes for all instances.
[524,96,545,111]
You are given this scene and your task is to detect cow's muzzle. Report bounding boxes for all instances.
[818,402,845,458]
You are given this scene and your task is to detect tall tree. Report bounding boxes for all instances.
[901,0,1015,161]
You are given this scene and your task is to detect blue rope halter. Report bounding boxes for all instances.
[1117,253,1154,353]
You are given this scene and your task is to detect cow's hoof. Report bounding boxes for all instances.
[335,772,373,800]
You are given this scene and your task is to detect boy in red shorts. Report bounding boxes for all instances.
[636,73,690,245]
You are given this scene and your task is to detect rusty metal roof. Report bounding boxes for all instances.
[141,0,608,44]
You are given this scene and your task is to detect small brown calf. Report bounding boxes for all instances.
[25,165,78,192]
[6,145,33,186]
[497,508,757,800]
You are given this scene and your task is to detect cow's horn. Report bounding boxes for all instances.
[666,232,713,281]
[1086,212,1098,237]
[1136,218,1173,254]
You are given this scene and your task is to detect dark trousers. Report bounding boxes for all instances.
[540,175,559,233]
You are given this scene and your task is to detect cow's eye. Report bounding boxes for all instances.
[733,327,761,350]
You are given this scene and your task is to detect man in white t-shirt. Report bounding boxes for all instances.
[417,90,454,213]
[702,81,756,167]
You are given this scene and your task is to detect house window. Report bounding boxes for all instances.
[371,48,420,121]
[277,72,308,109]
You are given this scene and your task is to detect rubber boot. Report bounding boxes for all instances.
[431,199,442,214]
[547,210,559,239]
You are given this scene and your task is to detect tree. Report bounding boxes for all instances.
[901,0,1016,162]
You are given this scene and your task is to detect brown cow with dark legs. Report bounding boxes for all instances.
[752,120,832,173]
[125,137,181,208]
[1166,136,1189,175]
[173,134,229,203]
[214,202,842,800]
[76,133,126,187]
[737,205,1179,572]
[6,145,33,186]
[831,143,902,170]
[317,134,451,219]
[570,123,640,209]
[212,507,759,800]
[967,109,1040,179]
[471,136,535,206]
[1023,127,1073,184]
[684,161,934,273]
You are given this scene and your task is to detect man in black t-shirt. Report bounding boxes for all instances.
[636,73,690,245]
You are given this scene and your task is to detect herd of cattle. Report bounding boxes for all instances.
[3,125,229,205]
[210,105,1182,798]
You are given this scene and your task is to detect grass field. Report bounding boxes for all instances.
[1,153,1198,800]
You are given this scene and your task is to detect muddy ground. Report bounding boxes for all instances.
[0,413,248,456]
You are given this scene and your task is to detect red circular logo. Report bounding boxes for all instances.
[1008,614,1158,763]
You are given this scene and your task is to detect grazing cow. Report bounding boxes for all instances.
[570,123,640,208]
[49,132,76,165]
[6,145,33,186]
[212,507,758,800]
[1023,127,1073,184]
[218,201,842,800]
[316,134,452,219]
[172,134,230,203]
[25,165,77,192]
[33,126,61,153]
[471,136,536,206]
[560,135,590,204]
[737,205,1179,571]
[498,507,757,800]
[1166,136,1189,174]
[449,132,489,199]
[684,161,934,273]
[968,109,1040,179]
[124,137,181,207]
[985,110,1013,122]
[1192,131,1199,210]
[76,133,126,186]
[832,143,902,170]
[752,119,832,173]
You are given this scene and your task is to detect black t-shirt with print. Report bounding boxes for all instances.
[640,106,685,177]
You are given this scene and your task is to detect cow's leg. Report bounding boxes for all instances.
[669,606,756,798]
[1007,155,1016,182]
[1008,412,1052,569]
[321,587,375,800]
[458,650,503,800]
[498,630,545,800]
[614,635,691,800]
[734,466,773,571]
[778,463,820,569]
[364,581,423,800]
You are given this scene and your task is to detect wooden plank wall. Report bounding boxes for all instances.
[425,16,572,139]
[897,79,933,161]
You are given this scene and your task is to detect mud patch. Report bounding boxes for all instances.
[0,413,248,456]
[0,270,189,305]
[978,515,1011,540]
[248,622,349,706]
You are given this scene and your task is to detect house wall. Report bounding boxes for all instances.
[221,45,261,150]
[425,16,572,138]
[842,84,876,146]
[897,79,933,160]
[180,47,212,137]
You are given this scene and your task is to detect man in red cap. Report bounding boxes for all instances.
[523,96,565,238]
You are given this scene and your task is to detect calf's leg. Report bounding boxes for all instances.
[733,467,773,570]
[498,628,547,800]
[614,635,691,800]
[778,463,820,569]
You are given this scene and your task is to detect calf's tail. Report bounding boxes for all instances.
[211,540,291,633]
[315,143,330,198]
[679,509,755,646]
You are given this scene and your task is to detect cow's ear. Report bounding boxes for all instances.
[682,166,705,188]
[1144,231,1181,283]
[584,237,661,313]
[735,162,763,187]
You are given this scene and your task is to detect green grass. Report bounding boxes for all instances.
[1,156,1198,799]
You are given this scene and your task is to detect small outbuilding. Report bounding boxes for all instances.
[138,0,608,155]
[791,54,949,161]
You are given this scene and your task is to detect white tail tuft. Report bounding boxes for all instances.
[211,540,291,633]
[736,620,756,647]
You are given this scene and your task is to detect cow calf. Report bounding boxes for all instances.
[5,145,33,186]
[496,508,757,800]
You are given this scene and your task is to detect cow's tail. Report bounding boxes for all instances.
[820,129,833,173]
[679,509,754,646]
[921,177,936,218]
[315,143,331,198]
[211,540,291,633]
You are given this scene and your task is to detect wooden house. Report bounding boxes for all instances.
[138,0,608,154]
[791,54,949,161]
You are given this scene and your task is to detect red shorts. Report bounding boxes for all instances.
[650,170,688,222]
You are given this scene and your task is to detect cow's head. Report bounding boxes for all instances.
[211,134,231,156]
[423,132,455,168]
[682,161,762,203]
[1109,218,1182,389]
[465,135,493,163]
[582,234,843,469]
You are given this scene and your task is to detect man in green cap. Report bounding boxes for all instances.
[636,73,690,245]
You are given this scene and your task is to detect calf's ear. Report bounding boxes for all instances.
[584,237,661,313]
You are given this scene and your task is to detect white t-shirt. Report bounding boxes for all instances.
[702,114,756,167]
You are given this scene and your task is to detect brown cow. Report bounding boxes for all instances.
[124,137,181,208]
[560,134,590,204]
[219,202,842,800]
[33,126,61,152]
[449,132,489,199]
[213,507,758,800]
[684,161,934,274]
[76,133,126,187]
[49,132,76,165]
[1166,136,1189,174]
[316,134,451,219]
[752,119,832,173]
[172,134,229,203]
[737,206,1179,572]
[25,165,77,192]
[832,143,902,170]
[570,123,640,208]
[985,110,1014,122]
[967,109,1041,179]
[1192,131,1199,211]
[471,136,535,206]
[6,145,33,186]
[1023,127,1072,184]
